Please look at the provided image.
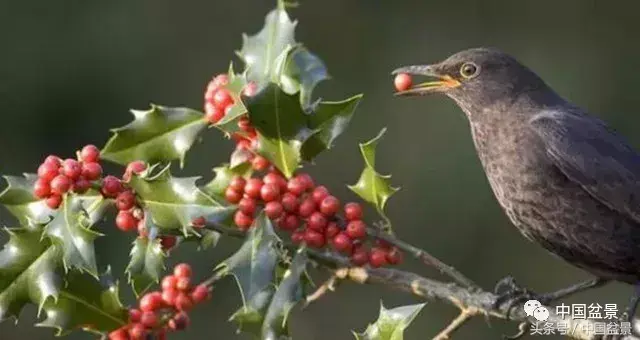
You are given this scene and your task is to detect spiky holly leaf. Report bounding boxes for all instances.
[230,148,254,169]
[262,248,308,339]
[202,163,252,199]
[353,303,425,340]
[348,128,399,226]
[0,174,55,225]
[238,5,297,88]
[218,213,281,336]
[301,95,363,161]
[38,269,128,336]
[254,134,302,179]
[0,228,62,321]
[126,235,165,297]
[212,65,251,137]
[129,165,235,233]
[275,44,329,108]
[44,195,102,276]
[101,105,207,167]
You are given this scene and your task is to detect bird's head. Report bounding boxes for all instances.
[393,48,549,114]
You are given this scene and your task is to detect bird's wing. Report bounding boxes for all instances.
[529,109,640,223]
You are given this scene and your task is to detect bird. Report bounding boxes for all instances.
[393,47,640,317]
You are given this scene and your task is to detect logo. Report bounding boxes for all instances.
[524,300,549,321]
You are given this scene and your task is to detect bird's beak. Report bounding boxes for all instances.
[391,64,461,96]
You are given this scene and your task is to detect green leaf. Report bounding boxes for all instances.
[238,6,297,88]
[219,213,281,336]
[275,45,329,108]
[38,269,128,336]
[129,165,235,232]
[254,134,302,179]
[0,228,62,321]
[44,195,102,276]
[353,303,425,340]
[202,163,252,199]
[301,95,363,161]
[196,229,221,251]
[213,65,250,137]
[0,174,55,225]
[262,248,308,339]
[126,235,165,297]
[347,128,399,226]
[101,105,207,167]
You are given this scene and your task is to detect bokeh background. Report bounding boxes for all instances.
[2,0,640,339]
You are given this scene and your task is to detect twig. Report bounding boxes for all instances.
[304,275,338,306]
[432,307,479,340]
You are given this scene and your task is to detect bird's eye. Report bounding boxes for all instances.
[460,62,479,79]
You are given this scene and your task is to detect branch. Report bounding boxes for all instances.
[203,223,638,340]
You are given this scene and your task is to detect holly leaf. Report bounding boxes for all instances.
[254,134,302,179]
[238,5,297,88]
[0,228,62,322]
[126,235,165,297]
[44,195,102,276]
[202,163,252,199]
[230,148,254,169]
[196,229,221,251]
[348,128,399,225]
[0,174,56,225]
[218,213,281,336]
[213,65,250,137]
[301,95,363,161]
[129,165,235,232]
[275,44,329,108]
[101,105,207,167]
[353,303,425,340]
[38,269,128,336]
[262,248,308,339]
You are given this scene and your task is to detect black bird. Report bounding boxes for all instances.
[393,48,640,314]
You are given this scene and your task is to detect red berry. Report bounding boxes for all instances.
[168,312,190,331]
[346,220,367,239]
[129,323,147,340]
[205,105,225,124]
[264,172,287,192]
[72,177,91,194]
[44,155,62,166]
[115,211,137,232]
[115,191,136,211]
[81,162,102,181]
[34,178,51,198]
[281,193,299,213]
[351,247,369,266]
[286,178,306,196]
[229,176,246,192]
[129,308,142,322]
[386,248,403,265]
[37,162,59,182]
[101,176,122,198]
[265,201,284,219]
[213,89,234,109]
[137,221,148,238]
[319,196,340,216]
[234,210,254,230]
[244,178,263,199]
[139,292,163,312]
[211,74,229,88]
[62,159,82,180]
[260,183,280,202]
[304,229,325,248]
[161,288,178,306]
[225,187,243,204]
[278,214,299,231]
[45,194,62,209]
[140,311,157,328]
[124,161,147,181]
[160,235,177,251]
[192,216,206,228]
[370,248,388,267]
[375,238,393,249]
[333,233,353,254]
[308,212,328,232]
[394,73,413,92]
[176,276,191,291]
[238,197,257,215]
[109,328,128,340]
[161,275,177,291]
[238,116,252,132]
[50,175,71,195]
[291,230,305,244]
[298,198,316,218]
[325,222,340,239]
[80,145,100,163]
[311,186,329,204]
[236,139,251,150]
[174,263,192,278]
[295,173,315,190]
[191,284,210,303]
[344,202,363,221]
[175,293,193,311]
[251,155,270,171]
[242,82,258,97]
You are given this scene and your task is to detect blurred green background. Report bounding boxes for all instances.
[2,0,640,339]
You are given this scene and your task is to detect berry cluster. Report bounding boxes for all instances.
[33,145,103,209]
[109,263,210,340]
[203,74,257,125]
[224,170,403,268]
